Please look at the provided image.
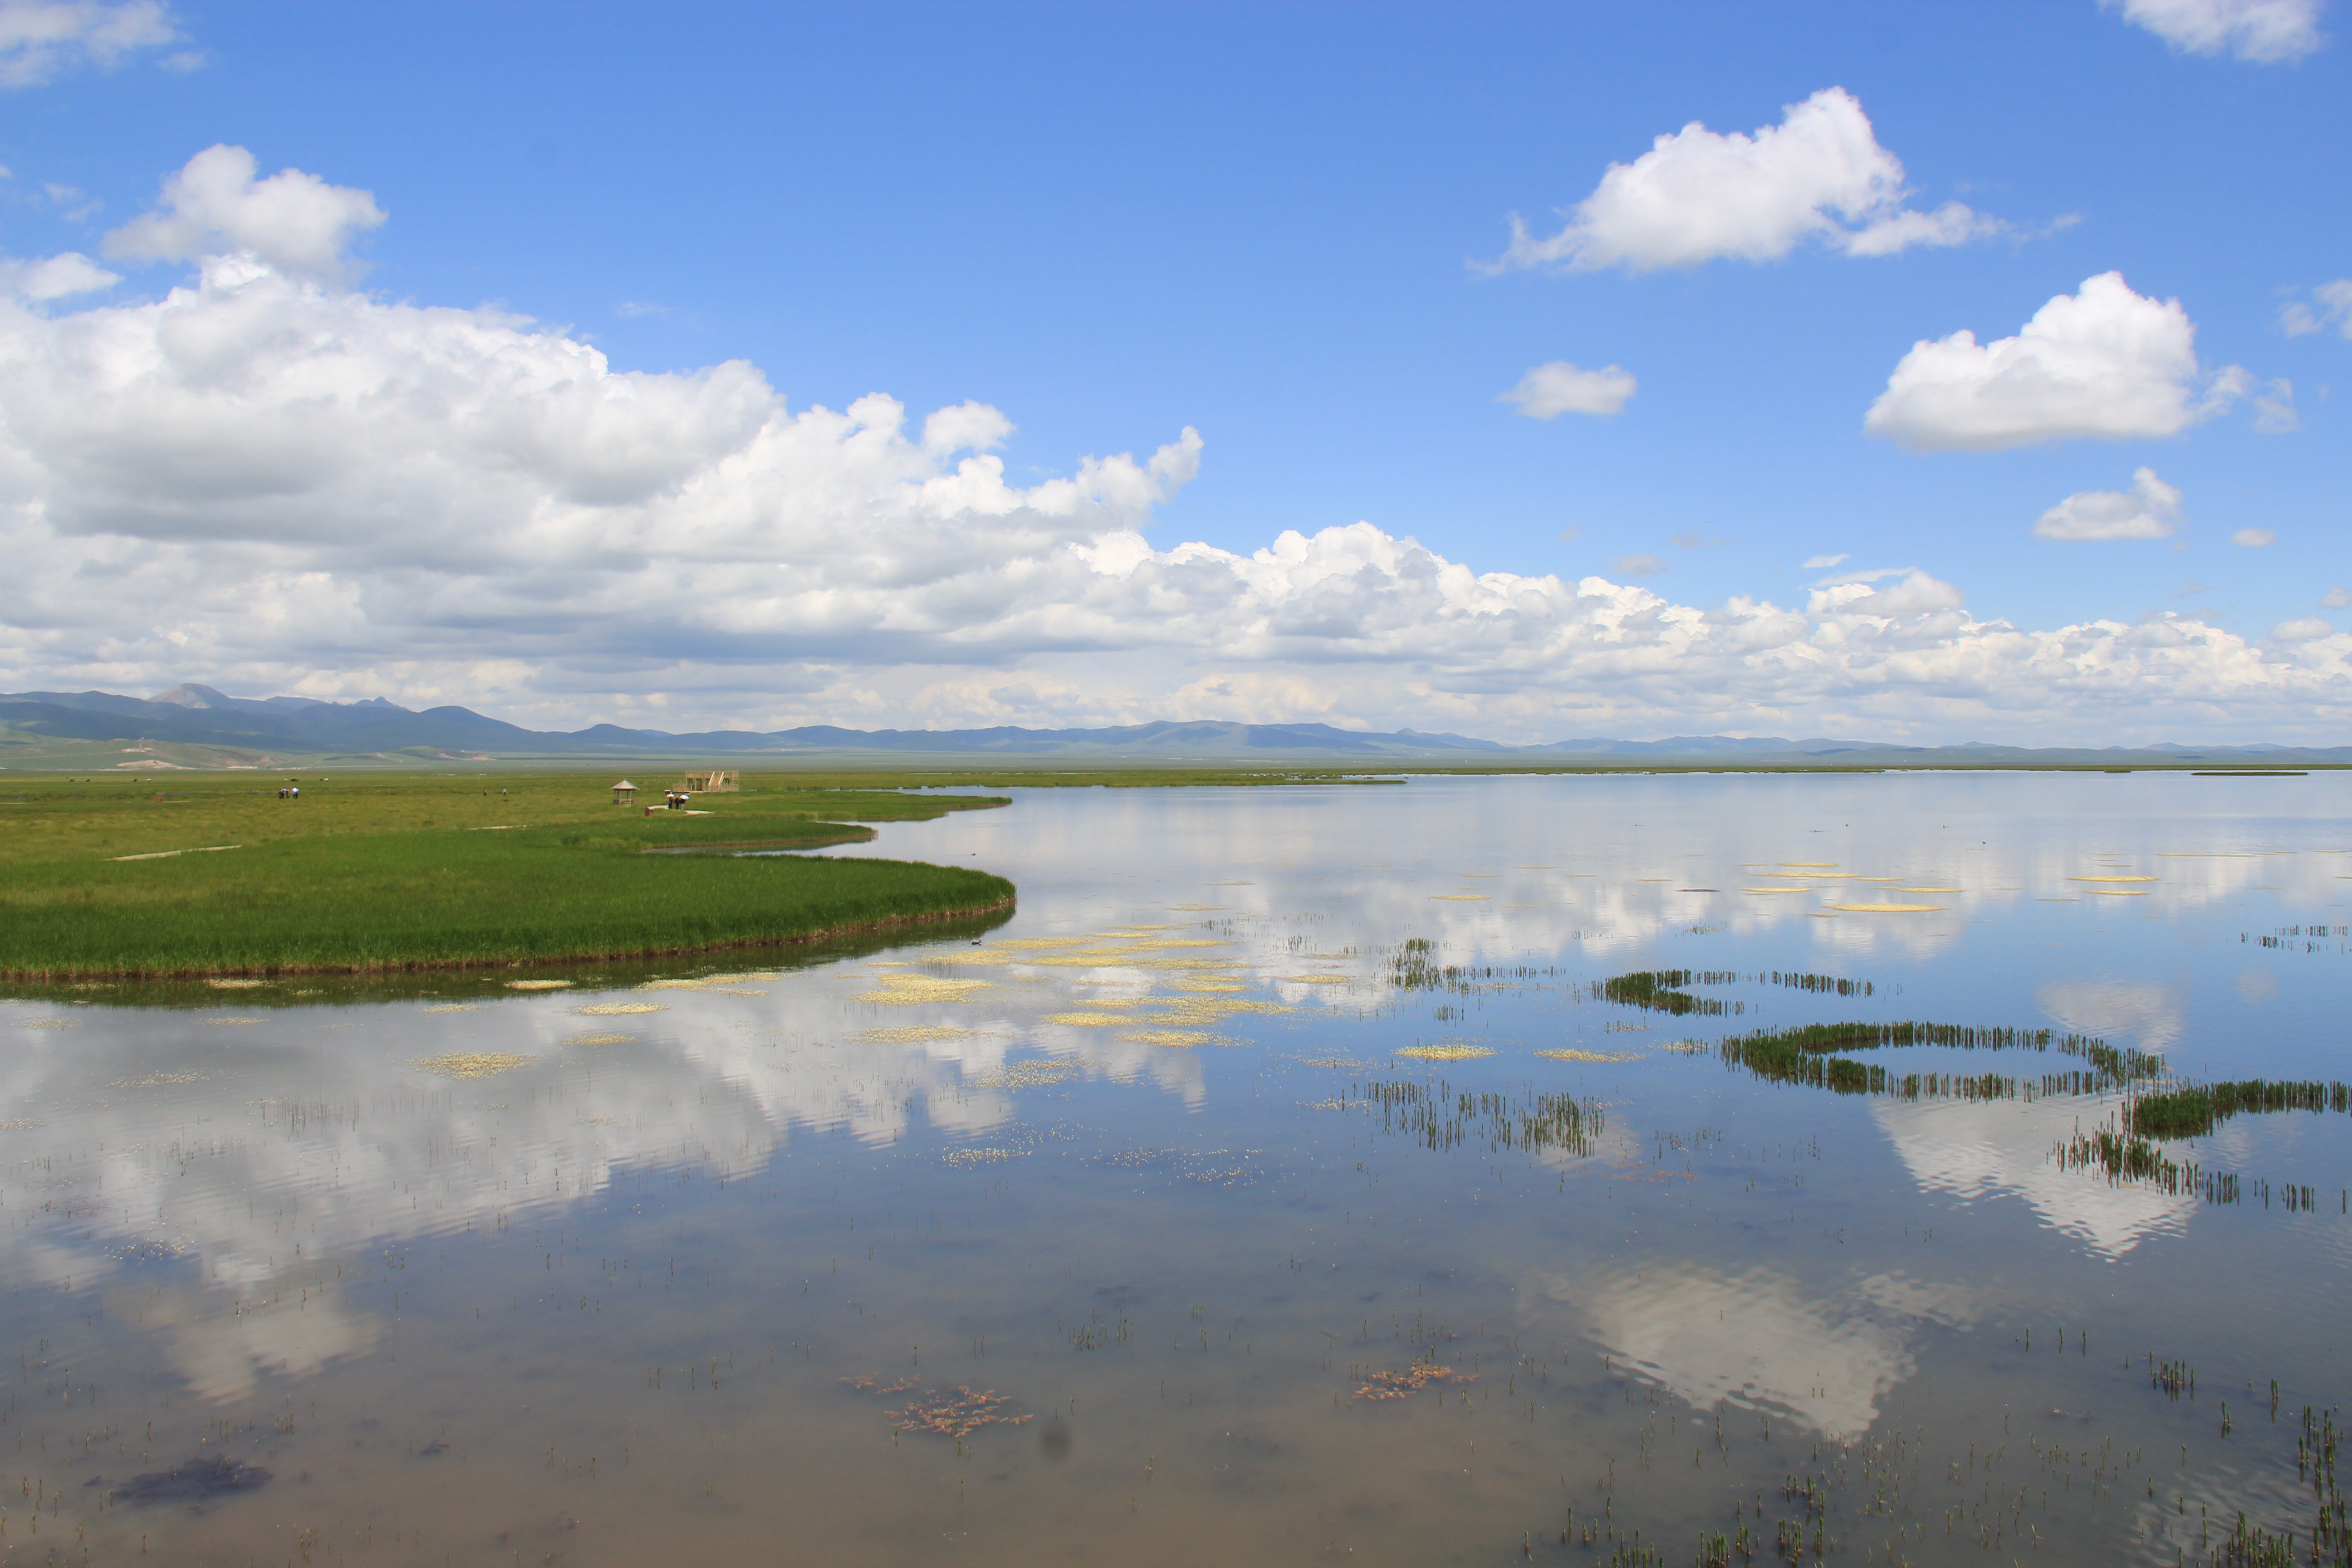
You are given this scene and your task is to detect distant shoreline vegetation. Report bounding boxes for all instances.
[0,774,1014,981]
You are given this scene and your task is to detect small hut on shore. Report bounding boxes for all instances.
[611,779,638,804]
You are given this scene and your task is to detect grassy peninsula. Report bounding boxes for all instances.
[0,773,1012,979]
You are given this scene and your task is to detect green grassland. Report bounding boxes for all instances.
[0,773,1013,979]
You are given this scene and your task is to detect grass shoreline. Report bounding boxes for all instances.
[0,891,1016,982]
[0,773,1017,982]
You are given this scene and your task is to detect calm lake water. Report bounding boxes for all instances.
[3,772,2348,1567]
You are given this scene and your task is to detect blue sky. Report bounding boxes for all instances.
[0,0,2346,741]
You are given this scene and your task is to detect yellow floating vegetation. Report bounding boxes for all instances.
[505,980,571,991]
[853,975,995,1005]
[1827,903,1943,913]
[2088,889,2150,896]
[942,1148,1025,1168]
[1900,887,1963,894]
[575,1002,669,1015]
[639,978,715,990]
[969,1060,1080,1089]
[1534,1048,1641,1063]
[1043,1012,1135,1026]
[1430,894,1490,902]
[1147,997,1289,1021]
[204,978,268,990]
[927,949,1018,967]
[564,1033,632,1047]
[414,1052,534,1079]
[20,1019,68,1030]
[887,1386,1033,1439]
[1284,974,1352,985]
[1396,1044,1495,1061]
[200,1017,266,1026]
[1171,980,1246,993]
[1352,1363,1469,1401]
[1122,1029,1219,1048]
[853,1025,976,1044]
[993,936,1102,950]
[1781,862,1838,867]
[420,1004,479,1014]
[2070,875,2158,883]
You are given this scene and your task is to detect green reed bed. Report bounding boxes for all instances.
[1590,967,1873,1016]
[1713,1019,2161,1096]
[2128,1079,2352,1139]
[1342,1078,1603,1158]
[0,773,1014,978]
[1593,968,1740,1016]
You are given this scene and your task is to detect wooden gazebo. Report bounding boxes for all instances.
[611,779,638,804]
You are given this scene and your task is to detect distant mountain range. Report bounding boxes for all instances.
[1,684,2343,766]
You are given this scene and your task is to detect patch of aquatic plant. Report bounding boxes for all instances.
[1341,1078,1602,1157]
[1768,969,1875,995]
[2055,1122,2189,1190]
[1712,1021,2162,1100]
[1384,938,1567,993]
[2128,1079,2352,1139]
[1593,969,1742,1016]
[1349,1354,1471,1402]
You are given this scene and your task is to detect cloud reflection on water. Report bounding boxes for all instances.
[1532,1264,1979,1440]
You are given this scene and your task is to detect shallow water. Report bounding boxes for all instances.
[3,771,2347,1566]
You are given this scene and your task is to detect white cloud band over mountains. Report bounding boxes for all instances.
[3,150,2349,744]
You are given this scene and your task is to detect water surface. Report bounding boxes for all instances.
[4,772,2347,1565]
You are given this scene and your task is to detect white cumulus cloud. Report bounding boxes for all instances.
[2323,587,2352,608]
[2281,279,2352,338]
[0,0,181,86]
[103,144,386,281]
[2273,617,2334,641]
[2105,0,2326,61]
[2232,527,2278,547]
[2034,467,2182,540]
[1865,273,2242,451]
[8,153,2352,745]
[1490,87,2002,274]
[1498,360,1636,418]
[0,250,117,300]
